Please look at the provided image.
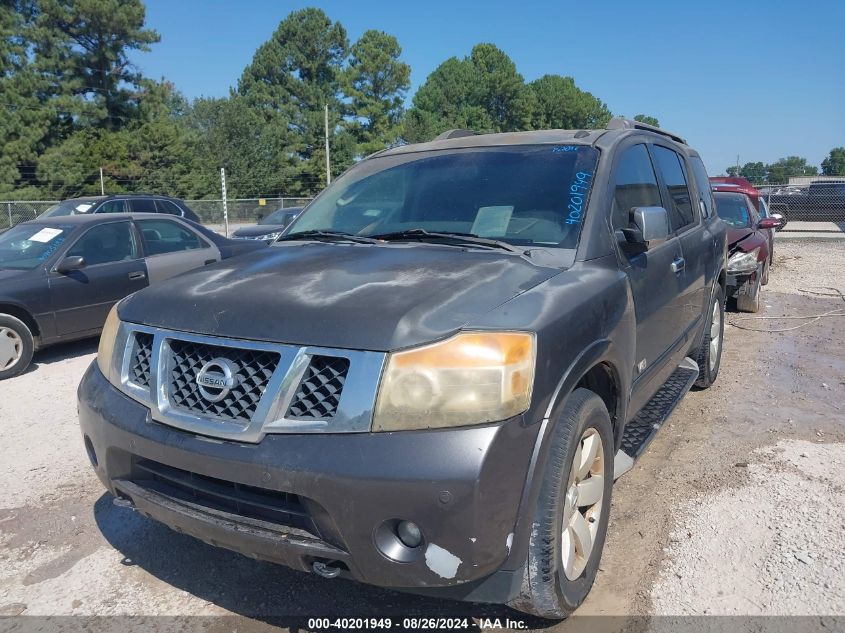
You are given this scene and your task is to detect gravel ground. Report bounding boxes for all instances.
[0,238,843,631]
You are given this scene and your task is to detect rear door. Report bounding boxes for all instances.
[48,221,148,336]
[651,144,707,338]
[135,218,220,283]
[609,143,687,392]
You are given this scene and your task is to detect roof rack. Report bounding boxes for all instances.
[433,129,479,141]
[605,117,687,145]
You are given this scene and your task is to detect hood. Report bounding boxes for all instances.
[0,268,35,283]
[727,227,755,250]
[119,242,561,352]
[232,224,286,238]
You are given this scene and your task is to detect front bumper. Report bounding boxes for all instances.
[78,362,538,601]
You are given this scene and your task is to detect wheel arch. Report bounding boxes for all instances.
[504,340,628,571]
[541,340,626,443]
[0,302,40,338]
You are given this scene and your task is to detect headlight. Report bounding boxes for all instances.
[727,248,760,273]
[97,302,122,380]
[372,331,536,431]
[262,231,284,241]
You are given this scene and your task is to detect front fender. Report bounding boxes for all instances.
[468,255,636,571]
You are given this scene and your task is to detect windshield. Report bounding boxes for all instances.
[286,145,599,249]
[715,194,752,228]
[0,223,73,269]
[41,199,99,217]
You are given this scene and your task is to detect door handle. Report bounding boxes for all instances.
[128,271,146,281]
[671,257,685,274]
[204,259,216,265]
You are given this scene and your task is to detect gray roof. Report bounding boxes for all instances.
[22,212,168,226]
[378,117,688,158]
[380,129,606,157]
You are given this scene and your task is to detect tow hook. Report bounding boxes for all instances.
[312,560,342,579]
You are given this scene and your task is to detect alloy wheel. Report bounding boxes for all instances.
[561,428,605,580]
[709,299,721,372]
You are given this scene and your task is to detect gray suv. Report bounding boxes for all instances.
[77,118,727,618]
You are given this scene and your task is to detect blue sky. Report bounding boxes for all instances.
[134,0,844,176]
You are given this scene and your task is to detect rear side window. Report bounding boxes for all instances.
[610,144,661,232]
[689,157,715,219]
[137,219,206,255]
[156,199,183,216]
[652,146,696,231]
[130,198,157,213]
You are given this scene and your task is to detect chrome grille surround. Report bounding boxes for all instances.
[114,323,385,442]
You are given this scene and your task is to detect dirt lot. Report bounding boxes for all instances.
[1,239,843,631]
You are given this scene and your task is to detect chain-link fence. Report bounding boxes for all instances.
[759,180,845,222]
[1,201,57,228]
[0,197,313,230]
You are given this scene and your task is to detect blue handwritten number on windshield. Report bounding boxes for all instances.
[566,172,592,225]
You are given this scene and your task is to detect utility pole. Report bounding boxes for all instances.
[99,167,105,195]
[220,167,229,237]
[735,155,740,176]
[324,104,331,186]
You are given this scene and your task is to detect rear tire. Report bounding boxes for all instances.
[0,314,34,380]
[694,285,724,389]
[510,388,614,619]
[736,273,761,313]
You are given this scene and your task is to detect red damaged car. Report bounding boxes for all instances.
[713,191,781,312]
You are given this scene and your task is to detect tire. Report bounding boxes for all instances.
[510,388,614,619]
[761,260,770,286]
[694,284,724,389]
[736,272,761,313]
[0,313,34,380]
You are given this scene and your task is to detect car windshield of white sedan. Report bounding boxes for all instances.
[41,199,96,217]
[715,194,752,228]
[287,145,600,249]
[0,224,71,269]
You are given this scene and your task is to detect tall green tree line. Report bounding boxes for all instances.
[17,2,834,201]
[725,150,845,184]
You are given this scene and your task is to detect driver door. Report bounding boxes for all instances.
[48,221,148,337]
[609,143,687,408]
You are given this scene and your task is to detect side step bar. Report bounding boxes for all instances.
[613,357,699,479]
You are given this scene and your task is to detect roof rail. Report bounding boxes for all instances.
[433,129,478,141]
[605,117,687,145]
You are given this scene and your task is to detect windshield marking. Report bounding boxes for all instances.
[566,171,593,225]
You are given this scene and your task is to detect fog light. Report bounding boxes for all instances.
[397,521,422,548]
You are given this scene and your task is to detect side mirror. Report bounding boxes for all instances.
[621,206,670,251]
[758,217,782,230]
[56,255,86,273]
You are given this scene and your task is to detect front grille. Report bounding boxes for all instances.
[287,355,349,419]
[128,332,153,388]
[167,339,280,423]
[133,458,317,536]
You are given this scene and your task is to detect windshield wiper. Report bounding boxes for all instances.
[370,229,520,253]
[276,230,378,245]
